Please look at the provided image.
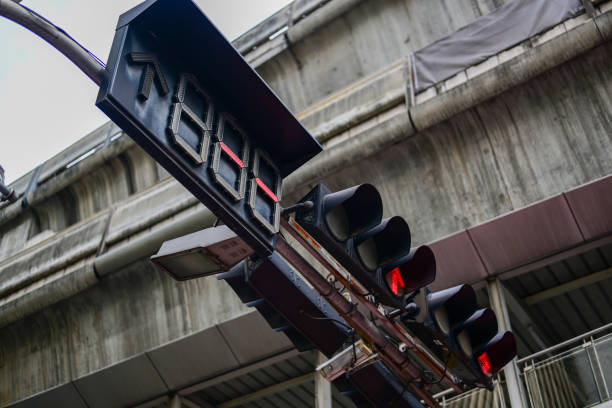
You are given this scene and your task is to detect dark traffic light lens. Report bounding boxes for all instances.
[322,184,383,242]
[325,205,350,241]
[456,308,498,357]
[427,285,477,334]
[356,237,379,271]
[433,305,450,334]
[354,216,411,271]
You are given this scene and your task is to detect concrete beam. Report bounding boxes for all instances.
[133,396,169,408]
[502,285,550,349]
[182,396,211,408]
[217,373,314,408]
[523,266,612,305]
[178,349,300,396]
[0,126,133,229]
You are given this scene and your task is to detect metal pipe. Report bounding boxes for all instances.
[516,321,612,364]
[93,205,216,277]
[0,131,133,228]
[0,0,105,85]
[285,0,365,45]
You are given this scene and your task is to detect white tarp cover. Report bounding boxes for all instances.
[412,0,582,92]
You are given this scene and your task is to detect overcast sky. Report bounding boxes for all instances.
[0,0,292,184]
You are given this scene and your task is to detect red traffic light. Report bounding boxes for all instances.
[382,246,436,297]
[478,352,493,376]
[476,331,517,376]
[385,267,405,296]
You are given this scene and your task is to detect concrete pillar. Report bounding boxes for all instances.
[169,394,181,408]
[487,279,528,408]
[315,352,332,408]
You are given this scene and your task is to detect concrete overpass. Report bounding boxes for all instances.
[1,0,612,406]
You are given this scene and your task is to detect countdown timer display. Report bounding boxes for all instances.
[97,0,321,256]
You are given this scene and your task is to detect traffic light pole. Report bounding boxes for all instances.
[0,0,105,85]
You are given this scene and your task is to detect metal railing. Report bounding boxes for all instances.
[434,323,612,408]
[520,330,612,408]
[437,380,507,407]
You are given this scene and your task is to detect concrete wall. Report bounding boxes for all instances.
[0,133,165,261]
[258,0,509,113]
[0,259,251,404]
[288,40,612,245]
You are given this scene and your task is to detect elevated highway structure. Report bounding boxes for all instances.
[1,0,612,406]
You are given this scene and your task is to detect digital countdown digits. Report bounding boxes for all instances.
[211,115,250,202]
[98,6,322,255]
[168,74,214,165]
[132,60,284,234]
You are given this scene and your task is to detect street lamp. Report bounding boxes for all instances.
[151,225,254,281]
[0,165,17,203]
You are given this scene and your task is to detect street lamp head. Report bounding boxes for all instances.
[151,225,254,281]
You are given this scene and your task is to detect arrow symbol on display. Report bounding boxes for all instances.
[127,52,169,100]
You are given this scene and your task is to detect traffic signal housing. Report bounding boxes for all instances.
[217,252,351,357]
[334,361,425,407]
[379,245,437,300]
[405,284,517,388]
[295,183,432,308]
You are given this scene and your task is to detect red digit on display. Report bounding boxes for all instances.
[248,149,282,234]
[210,114,249,201]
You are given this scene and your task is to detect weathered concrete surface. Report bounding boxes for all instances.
[286,40,612,244]
[257,0,510,113]
[0,259,251,405]
[1,1,612,406]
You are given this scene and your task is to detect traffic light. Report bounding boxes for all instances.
[379,245,437,300]
[293,182,516,388]
[294,183,432,308]
[217,252,351,357]
[405,284,517,388]
[334,361,425,407]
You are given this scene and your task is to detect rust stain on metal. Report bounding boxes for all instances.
[289,217,323,250]
[280,217,461,395]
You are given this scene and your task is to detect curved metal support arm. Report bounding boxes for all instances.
[0,0,105,85]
